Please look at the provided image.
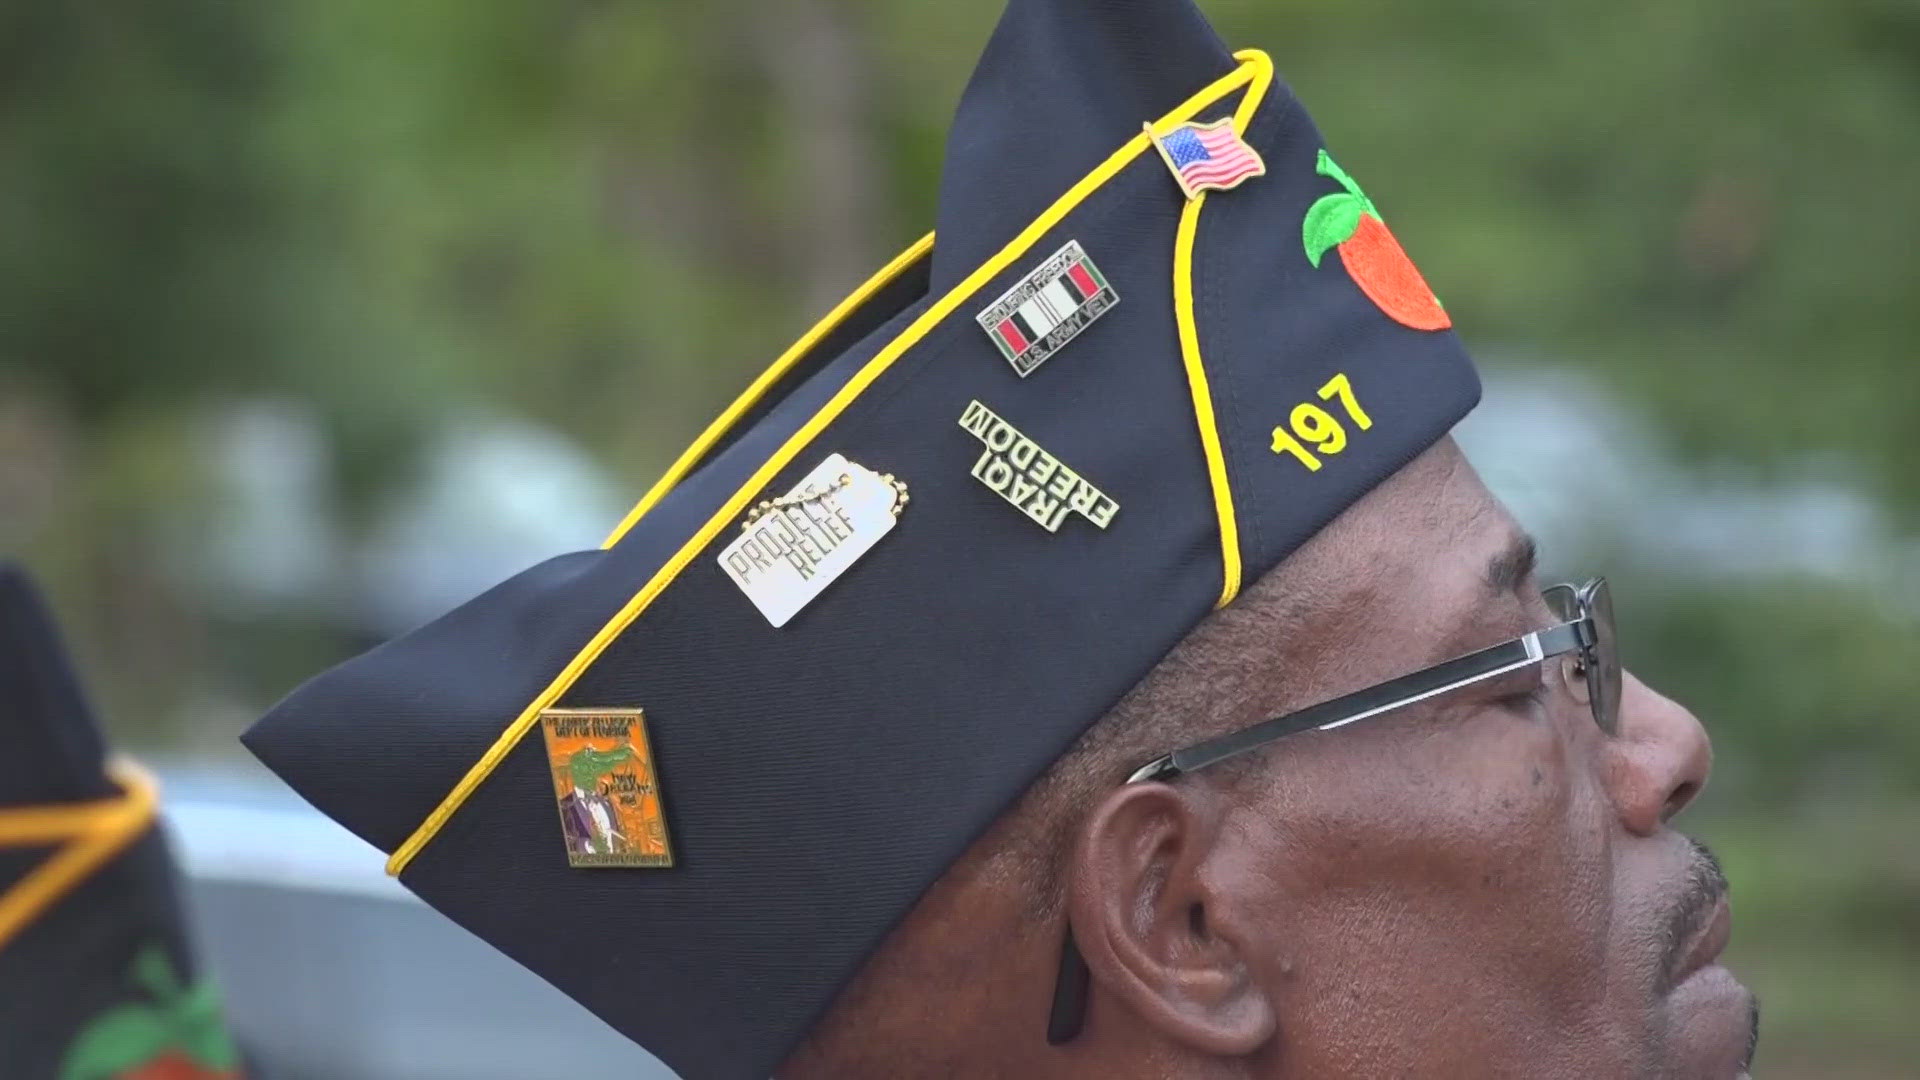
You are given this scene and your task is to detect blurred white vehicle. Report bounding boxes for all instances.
[162,769,673,1080]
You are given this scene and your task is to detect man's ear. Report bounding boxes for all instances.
[1065,780,1277,1056]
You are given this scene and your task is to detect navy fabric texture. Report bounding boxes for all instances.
[0,566,114,807]
[933,0,1232,291]
[243,1,1482,1077]
[0,828,206,1080]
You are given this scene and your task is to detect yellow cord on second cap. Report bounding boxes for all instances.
[0,758,159,951]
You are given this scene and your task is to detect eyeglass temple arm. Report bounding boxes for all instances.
[1132,620,1589,783]
[1052,619,1591,1045]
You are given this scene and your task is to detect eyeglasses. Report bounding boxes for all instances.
[1044,578,1620,1044]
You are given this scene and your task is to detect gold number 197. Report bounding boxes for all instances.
[1270,372,1374,472]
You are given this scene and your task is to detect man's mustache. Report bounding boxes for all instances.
[1659,836,1730,992]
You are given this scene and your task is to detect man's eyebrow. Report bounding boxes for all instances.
[1484,531,1539,598]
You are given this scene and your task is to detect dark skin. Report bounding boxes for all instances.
[785,439,1755,1079]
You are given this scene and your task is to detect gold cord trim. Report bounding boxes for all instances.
[601,234,936,548]
[0,758,159,952]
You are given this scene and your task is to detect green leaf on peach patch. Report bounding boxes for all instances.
[1302,192,1362,268]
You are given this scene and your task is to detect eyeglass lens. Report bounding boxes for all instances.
[1543,579,1619,736]
[1582,578,1621,735]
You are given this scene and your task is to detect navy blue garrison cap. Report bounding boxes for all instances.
[245,0,1480,1076]
[0,565,243,1079]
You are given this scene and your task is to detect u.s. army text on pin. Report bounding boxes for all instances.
[974,240,1117,378]
[719,453,904,627]
[958,400,1118,532]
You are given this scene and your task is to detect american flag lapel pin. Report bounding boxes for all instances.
[974,240,1119,378]
[1145,119,1266,201]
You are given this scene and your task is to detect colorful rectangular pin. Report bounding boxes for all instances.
[539,708,673,868]
[718,453,906,627]
[975,240,1117,377]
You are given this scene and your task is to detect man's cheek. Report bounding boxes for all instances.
[1251,715,1585,891]
[1404,716,1575,844]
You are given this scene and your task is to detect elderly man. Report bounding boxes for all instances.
[245,0,1756,1076]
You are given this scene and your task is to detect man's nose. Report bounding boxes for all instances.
[1605,672,1713,836]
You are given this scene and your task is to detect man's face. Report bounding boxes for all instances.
[1197,447,1756,1078]
[783,442,1755,1080]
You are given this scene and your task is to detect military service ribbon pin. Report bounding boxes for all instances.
[974,240,1117,378]
[959,400,1118,532]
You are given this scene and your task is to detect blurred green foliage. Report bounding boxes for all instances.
[2,1,1917,1074]
[1628,575,1920,805]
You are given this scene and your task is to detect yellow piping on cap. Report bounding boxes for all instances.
[1172,194,1240,608]
[600,232,937,548]
[1164,47,1272,609]
[386,49,1278,877]
[0,758,159,951]
[1229,49,1272,134]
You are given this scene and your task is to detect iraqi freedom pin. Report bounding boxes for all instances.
[975,240,1117,378]
[959,400,1118,532]
[719,453,908,627]
[539,708,673,868]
